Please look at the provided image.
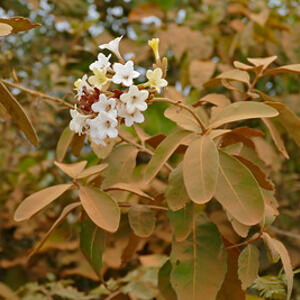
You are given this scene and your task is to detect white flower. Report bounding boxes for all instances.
[74,74,92,99]
[91,94,117,117]
[118,103,145,127]
[89,53,111,71]
[146,68,168,93]
[69,109,89,135]
[87,111,118,142]
[120,85,148,114]
[112,61,140,87]
[99,36,123,59]
[88,68,109,89]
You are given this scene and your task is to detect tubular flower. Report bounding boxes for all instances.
[99,36,123,60]
[148,38,160,61]
[112,61,140,87]
[88,68,109,89]
[146,68,168,93]
[120,85,148,114]
[91,94,117,118]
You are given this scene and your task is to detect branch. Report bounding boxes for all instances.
[226,234,262,250]
[0,79,74,109]
[268,226,300,240]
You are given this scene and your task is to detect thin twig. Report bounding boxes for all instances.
[118,132,173,172]
[151,97,207,132]
[226,234,262,250]
[118,202,168,212]
[0,79,74,109]
[268,226,300,240]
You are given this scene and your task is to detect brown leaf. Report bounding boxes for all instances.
[264,64,300,75]
[76,164,108,179]
[0,81,38,146]
[247,56,277,70]
[216,238,245,300]
[0,282,19,300]
[194,93,231,108]
[0,17,41,33]
[222,132,255,149]
[56,126,75,162]
[14,184,73,221]
[79,186,120,233]
[262,118,289,159]
[231,126,264,137]
[120,231,141,266]
[29,202,81,259]
[128,3,163,23]
[145,133,166,149]
[54,161,87,178]
[105,183,155,202]
[71,134,86,157]
[189,60,216,89]
[234,155,274,190]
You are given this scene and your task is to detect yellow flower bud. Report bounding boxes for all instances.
[148,38,160,61]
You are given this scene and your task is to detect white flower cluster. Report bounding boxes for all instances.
[69,36,168,146]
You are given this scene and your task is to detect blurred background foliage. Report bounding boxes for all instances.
[0,0,299,299]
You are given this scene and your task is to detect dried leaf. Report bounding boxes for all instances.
[165,163,190,211]
[121,231,141,266]
[195,93,231,107]
[238,244,260,290]
[268,237,294,300]
[170,215,227,300]
[262,232,280,264]
[0,282,19,300]
[105,183,155,202]
[264,64,300,75]
[0,17,41,33]
[189,60,216,89]
[215,151,264,226]
[234,155,274,191]
[262,118,289,159]
[144,129,192,182]
[14,184,73,221]
[76,164,108,179]
[204,69,250,88]
[54,161,87,178]
[210,102,278,128]
[71,134,86,157]
[183,135,219,203]
[226,212,250,238]
[216,238,246,300]
[79,186,120,233]
[247,56,277,70]
[128,205,156,238]
[128,3,163,23]
[29,202,81,258]
[56,126,75,162]
[164,105,202,132]
[0,81,38,146]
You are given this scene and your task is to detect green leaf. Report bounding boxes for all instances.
[165,163,190,211]
[80,214,106,278]
[56,126,75,162]
[183,135,219,204]
[14,183,73,222]
[144,129,192,182]
[128,205,156,238]
[158,260,177,300]
[79,186,120,233]
[238,244,260,290]
[168,203,194,242]
[215,151,264,226]
[0,81,38,146]
[170,215,227,300]
[210,102,278,128]
[268,237,294,300]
